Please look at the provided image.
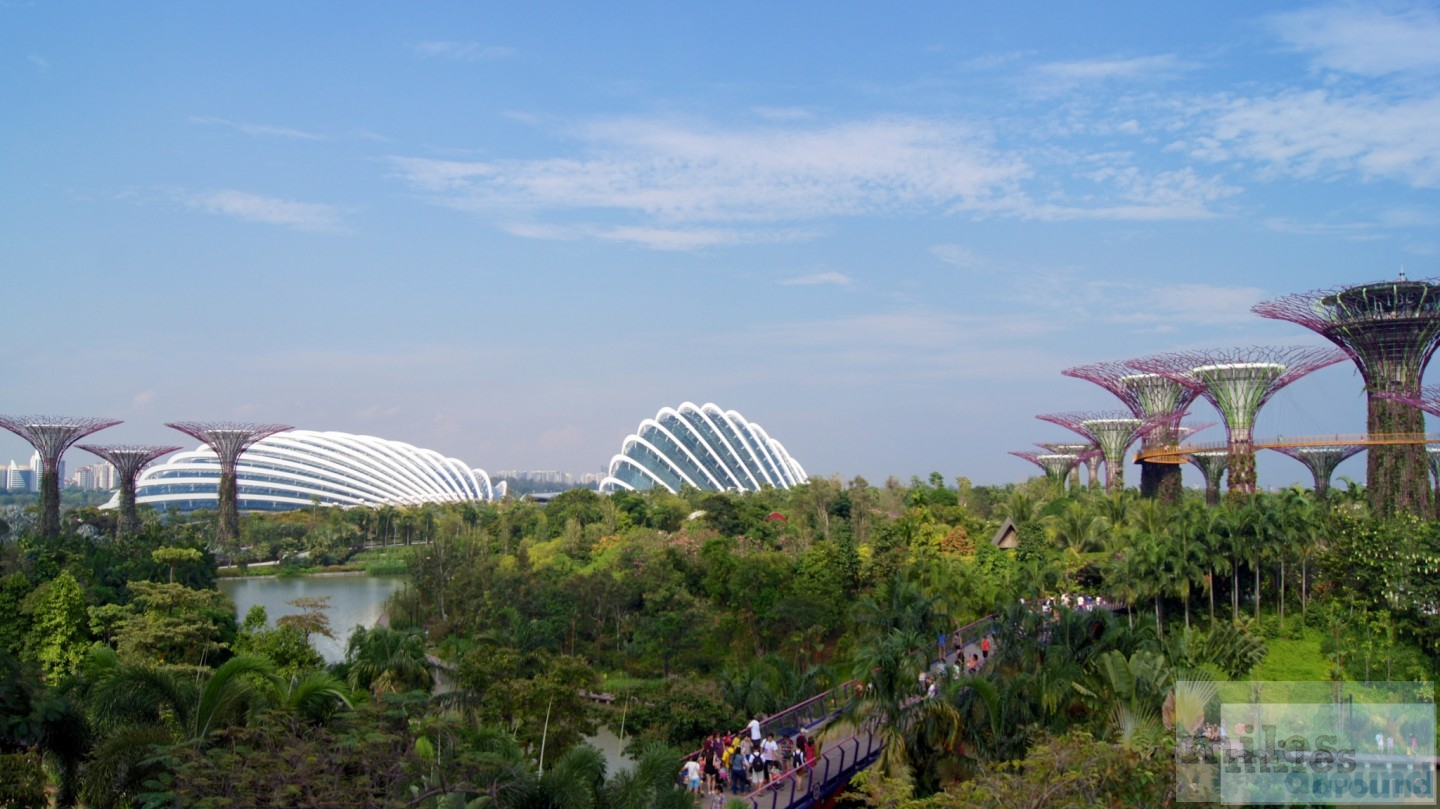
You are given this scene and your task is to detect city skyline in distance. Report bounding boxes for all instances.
[5,1,1436,491]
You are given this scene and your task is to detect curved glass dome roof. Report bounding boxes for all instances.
[599,402,807,494]
[112,429,503,513]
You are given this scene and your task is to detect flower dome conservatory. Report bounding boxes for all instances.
[112,429,502,513]
[599,402,807,494]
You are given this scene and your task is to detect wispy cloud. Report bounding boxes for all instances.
[411,41,516,61]
[1268,3,1440,77]
[731,308,1069,383]
[1022,276,1268,330]
[389,117,1035,247]
[182,189,344,232]
[1194,90,1440,187]
[1028,54,1189,93]
[393,117,1026,222]
[930,244,991,271]
[27,54,49,70]
[190,116,326,140]
[778,272,853,287]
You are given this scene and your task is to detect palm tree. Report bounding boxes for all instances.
[76,646,290,808]
[1043,501,1108,589]
[342,625,434,697]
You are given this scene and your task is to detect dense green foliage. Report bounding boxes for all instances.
[1,475,1436,807]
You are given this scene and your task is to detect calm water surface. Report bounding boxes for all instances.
[219,573,407,663]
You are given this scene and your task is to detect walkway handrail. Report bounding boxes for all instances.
[1135,432,1440,462]
[738,725,884,809]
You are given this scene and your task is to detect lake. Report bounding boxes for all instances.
[218,573,408,663]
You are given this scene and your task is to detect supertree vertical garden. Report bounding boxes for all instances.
[1063,361,1199,502]
[1266,445,1366,501]
[0,415,121,537]
[1254,276,1440,517]
[1429,448,1440,516]
[77,444,181,535]
[1010,450,1080,493]
[1039,442,1096,489]
[1037,411,1147,494]
[1128,346,1347,496]
[166,421,292,544]
[1371,384,1440,516]
[1187,451,1230,506]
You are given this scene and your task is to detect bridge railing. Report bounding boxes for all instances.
[739,725,884,809]
[1135,432,1440,462]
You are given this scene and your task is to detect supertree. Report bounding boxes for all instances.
[0,415,121,537]
[1187,451,1230,506]
[77,444,181,535]
[1037,411,1148,494]
[1039,441,1098,489]
[1009,450,1080,492]
[1063,361,1200,502]
[1430,448,1440,515]
[1266,445,1366,501]
[1128,346,1347,495]
[166,421,292,544]
[1254,276,1440,517]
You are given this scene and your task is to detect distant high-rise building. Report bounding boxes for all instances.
[4,461,24,492]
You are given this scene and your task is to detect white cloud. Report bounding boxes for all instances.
[1024,276,1269,328]
[1200,90,1440,187]
[189,116,326,140]
[778,272,853,287]
[929,244,990,271]
[391,118,1027,222]
[1029,54,1189,93]
[411,41,515,61]
[389,117,1030,248]
[1268,3,1440,77]
[182,189,344,232]
[27,54,48,70]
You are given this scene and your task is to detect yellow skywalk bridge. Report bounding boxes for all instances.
[1134,433,1440,465]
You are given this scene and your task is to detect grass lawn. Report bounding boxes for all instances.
[1251,627,1335,682]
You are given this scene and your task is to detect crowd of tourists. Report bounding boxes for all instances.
[679,715,819,800]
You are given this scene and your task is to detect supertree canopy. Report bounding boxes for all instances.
[1267,445,1366,501]
[1010,450,1079,490]
[1187,451,1230,506]
[77,444,181,535]
[167,421,292,544]
[0,415,121,537]
[1254,276,1440,517]
[1037,411,1147,494]
[1039,441,1098,489]
[1063,361,1200,502]
[1128,346,1347,495]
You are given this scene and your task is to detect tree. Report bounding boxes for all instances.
[342,625,433,697]
[23,569,90,682]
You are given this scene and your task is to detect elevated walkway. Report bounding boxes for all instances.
[1134,432,1440,464]
[722,616,997,809]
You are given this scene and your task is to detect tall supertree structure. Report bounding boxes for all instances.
[77,444,181,535]
[1429,448,1440,515]
[1009,450,1079,492]
[1039,441,1097,489]
[0,415,121,537]
[1037,412,1147,494]
[1128,346,1346,495]
[1267,445,1366,501]
[1063,361,1200,502]
[166,421,292,543]
[1187,451,1230,506]
[1254,277,1440,517]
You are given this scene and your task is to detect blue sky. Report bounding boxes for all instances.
[4,1,1438,489]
